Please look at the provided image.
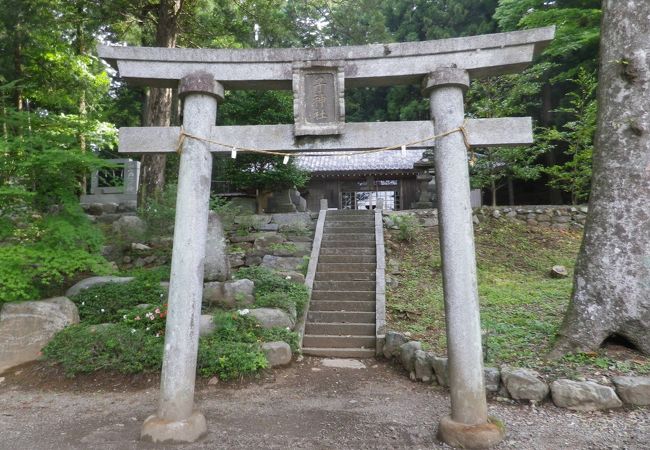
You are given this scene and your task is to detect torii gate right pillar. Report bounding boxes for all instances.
[424,68,505,448]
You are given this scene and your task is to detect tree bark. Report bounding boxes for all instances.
[550,0,650,357]
[137,0,183,206]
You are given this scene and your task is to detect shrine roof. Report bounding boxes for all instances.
[294,150,424,174]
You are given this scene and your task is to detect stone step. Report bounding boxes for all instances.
[311,290,375,301]
[327,210,374,216]
[319,255,376,264]
[323,234,374,242]
[302,347,376,358]
[308,311,376,323]
[325,221,375,229]
[321,240,375,249]
[319,247,376,256]
[310,300,376,312]
[304,322,376,336]
[325,214,375,227]
[317,263,376,273]
[315,272,375,282]
[313,281,375,291]
[324,227,375,234]
[302,334,376,349]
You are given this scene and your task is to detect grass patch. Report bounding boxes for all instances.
[386,218,650,378]
[236,266,309,316]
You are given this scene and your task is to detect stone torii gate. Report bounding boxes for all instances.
[99,25,554,447]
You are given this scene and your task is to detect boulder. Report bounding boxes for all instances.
[199,315,215,337]
[0,297,79,374]
[253,233,286,252]
[65,276,134,297]
[550,265,568,278]
[611,376,650,406]
[400,341,421,375]
[111,215,146,239]
[202,279,255,308]
[382,331,409,359]
[262,341,292,367]
[204,212,231,282]
[229,254,245,268]
[245,255,262,266]
[551,379,622,411]
[261,255,304,272]
[484,367,501,393]
[271,212,311,231]
[249,308,294,329]
[501,367,549,402]
[431,356,449,387]
[414,350,434,382]
[277,271,305,285]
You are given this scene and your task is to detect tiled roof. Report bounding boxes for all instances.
[294,149,424,173]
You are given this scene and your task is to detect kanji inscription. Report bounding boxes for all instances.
[293,64,345,136]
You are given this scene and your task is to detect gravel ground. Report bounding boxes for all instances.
[0,357,648,449]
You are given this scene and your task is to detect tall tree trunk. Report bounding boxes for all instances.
[507,176,514,206]
[138,0,183,206]
[542,83,563,204]
[550,0,650,358]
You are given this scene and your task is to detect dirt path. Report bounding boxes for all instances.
[0,357,648,449]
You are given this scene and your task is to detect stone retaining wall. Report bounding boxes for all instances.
[384,205,589,230]
[382,331,650,411]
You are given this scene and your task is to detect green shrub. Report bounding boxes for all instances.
[121,304,167,337]
[0,203,111,303]
[392,214,419,242]
[258,327,300,352]
[71,275,166,324]
[235,266,309,316]
[42,324,164,376]
[197,338,267,380]
[138,183,177,238]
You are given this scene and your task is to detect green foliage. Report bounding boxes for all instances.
[539,69,597,204]
[0,203,110,303]
[222,153,310,193]
[390,214,419,242]
[197,338,267,380]
[42,324,164,376]
[121,304,167,337]
[138,183,177,238]
[236,266,309,316]
[70,276,166,324]
[257,327,300,353]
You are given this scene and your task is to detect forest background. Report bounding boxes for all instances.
[0,0,601,301]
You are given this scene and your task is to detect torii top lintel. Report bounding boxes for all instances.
[98,26,554,90]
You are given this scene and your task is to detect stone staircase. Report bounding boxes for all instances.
[302,210,377,357]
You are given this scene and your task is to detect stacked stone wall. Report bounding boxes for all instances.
[385,205,588,230]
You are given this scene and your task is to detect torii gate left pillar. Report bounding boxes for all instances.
[141,72,222,443]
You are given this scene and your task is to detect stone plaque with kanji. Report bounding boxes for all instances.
[293,63,345,136]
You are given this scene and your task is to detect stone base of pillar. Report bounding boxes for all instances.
[141,411,207,443]
[437,416,505,449]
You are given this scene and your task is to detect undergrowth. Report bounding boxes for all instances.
[385,218,650,378]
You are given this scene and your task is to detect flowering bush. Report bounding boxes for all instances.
[122,304,167,337]
[71,276,166,324]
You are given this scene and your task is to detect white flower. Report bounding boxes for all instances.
[285,275,292,280]
[131,328,136,334]
[238,309,250,316]
[123,315,127,320]
[100,308,105,313]
[146,327,150,331]
[286,327,290,330]
[81,302,85,306]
